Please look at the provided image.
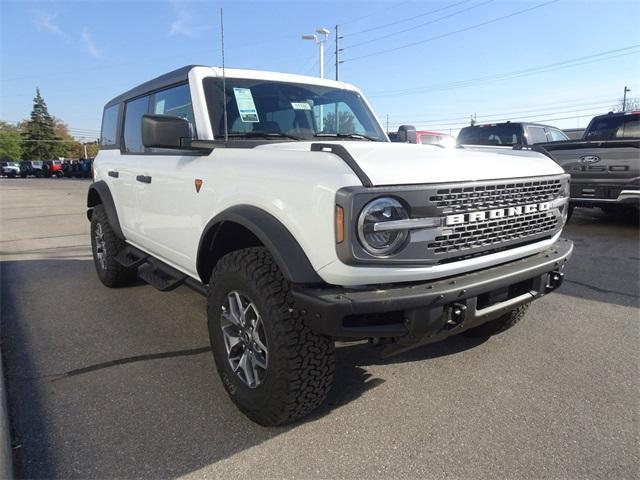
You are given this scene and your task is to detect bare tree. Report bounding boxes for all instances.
[611,97,640,113]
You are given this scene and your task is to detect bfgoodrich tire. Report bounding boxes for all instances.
[90,204,137,287]
[463,303,530,338]
[207,247,335,426]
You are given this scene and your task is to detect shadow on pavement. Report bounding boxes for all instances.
[1,258,487,478]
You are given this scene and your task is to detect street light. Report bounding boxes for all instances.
[301,27,330,79]
[302,28,330,131]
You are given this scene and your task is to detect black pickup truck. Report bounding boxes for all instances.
[539,111,639,216]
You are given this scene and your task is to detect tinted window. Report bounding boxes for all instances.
[123,96,150,153]
[100,104,120,147]
[457,124,523,146]
[527,126,548,144]
[548,128,569,142]
[584,114,640,140]
[153,83,196,135]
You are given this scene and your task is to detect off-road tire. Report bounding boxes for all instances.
[90,204,137,287]
[463,303,530,338]
[207,247,335,426]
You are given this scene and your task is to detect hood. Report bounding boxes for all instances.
[255,141,564,186]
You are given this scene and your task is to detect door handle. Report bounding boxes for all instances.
[108,170,119,178]
[136,175,152,184]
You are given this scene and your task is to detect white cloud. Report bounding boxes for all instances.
[81,28,103,59]
[33,12,65,37]
[169,1,208,37]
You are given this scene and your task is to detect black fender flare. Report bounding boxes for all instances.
[197,205,322,284]
[86,181,125,240]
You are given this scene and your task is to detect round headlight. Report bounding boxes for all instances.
[357,197,409,256]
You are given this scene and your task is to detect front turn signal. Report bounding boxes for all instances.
[335,205,345,244]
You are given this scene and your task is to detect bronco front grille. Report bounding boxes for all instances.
[428,211,558,255]
[429,178,563,213]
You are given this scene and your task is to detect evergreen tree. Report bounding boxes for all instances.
[21,88,60,160]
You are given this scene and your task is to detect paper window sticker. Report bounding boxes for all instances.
[233,88,260,123]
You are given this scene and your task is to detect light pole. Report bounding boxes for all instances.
[302,28,330,131]
[623,86,631,112]
[302,28,330,79]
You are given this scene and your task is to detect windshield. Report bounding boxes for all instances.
[203,77,387,141]
[583,114,640,140]
[457,124,523,146]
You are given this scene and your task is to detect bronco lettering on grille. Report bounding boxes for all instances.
[445,202,551,226]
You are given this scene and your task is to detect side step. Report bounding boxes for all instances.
[114,245,149,269]
[137,259,187,292]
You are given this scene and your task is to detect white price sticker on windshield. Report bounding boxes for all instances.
[233,88,259,122]
[291,102,311,111]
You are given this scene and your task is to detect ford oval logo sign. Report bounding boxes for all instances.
[579,155,600,164]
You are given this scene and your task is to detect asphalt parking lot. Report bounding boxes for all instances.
[1,178,638,479]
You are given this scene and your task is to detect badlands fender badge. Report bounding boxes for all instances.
[446,202,551,226]
[194,179,203,193]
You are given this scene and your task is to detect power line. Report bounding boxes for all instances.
[344,0,559,63]
[343,0,473,36]
[344,0,494,49]
[367,45,640,97]
[387,103,616,128]
[385,99,618,126]
[339,1,412,26]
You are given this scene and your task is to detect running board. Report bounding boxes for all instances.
[137,260,187,292]
[114,245,148,268]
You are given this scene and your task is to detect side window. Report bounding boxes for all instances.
[616,120,640,138]
[152,84,196,136]
[100,104,120,147]
[548,128,568,142]
[527,126,547,144]
[420,135,439,145]
[123,96,150,153]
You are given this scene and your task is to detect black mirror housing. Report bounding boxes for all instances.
[398,125,417,143]
[142,114,191,149]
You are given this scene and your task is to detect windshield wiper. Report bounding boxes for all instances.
[313,133,379,141]
[226,132,304,141]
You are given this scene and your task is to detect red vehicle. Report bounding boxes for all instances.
[43,160,64,177]
[389,126,455,148]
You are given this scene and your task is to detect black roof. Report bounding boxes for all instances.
[104,65,205,108]
[463,121,564,129]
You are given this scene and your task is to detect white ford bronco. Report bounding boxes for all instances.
[88,65,573,425]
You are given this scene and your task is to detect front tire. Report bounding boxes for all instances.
[463,303,530,338]
[207,247,335,426]
[90,205,137,287]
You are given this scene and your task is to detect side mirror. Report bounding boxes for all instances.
[397,125,417,143]
[142,114,191,149]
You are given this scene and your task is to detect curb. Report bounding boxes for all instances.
[0,353,13,479]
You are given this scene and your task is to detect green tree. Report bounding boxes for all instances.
[323,111,356,133]
[0,121,23,161]
[21,88,60,160]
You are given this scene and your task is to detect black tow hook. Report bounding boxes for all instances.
[446,303,467,329]
[546,270,564,291]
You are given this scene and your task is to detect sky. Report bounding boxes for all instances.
[1,0,639,141]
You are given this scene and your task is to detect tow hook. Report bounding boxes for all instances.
[446,303,467,329]
[546,270,564,291]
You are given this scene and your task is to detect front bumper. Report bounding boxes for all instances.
[570,180,640,206]
[293,239,573,355]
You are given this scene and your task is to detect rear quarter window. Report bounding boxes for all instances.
[100,104,120,147]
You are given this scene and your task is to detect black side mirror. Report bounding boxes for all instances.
[142,114,191,149]
[397,125,417,143]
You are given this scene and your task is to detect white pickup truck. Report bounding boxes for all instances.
[88,65,573,425]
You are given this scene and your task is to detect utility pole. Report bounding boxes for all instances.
[83,143,88,159]
[623,86,631,112]
[470,113,476,126]
[335,24,343,81]
[386,114,389,133]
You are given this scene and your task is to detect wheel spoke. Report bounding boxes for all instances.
[237,351,255,387]
[221,311,241,328]
[251,350,267,370]
[222,326,242,351]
